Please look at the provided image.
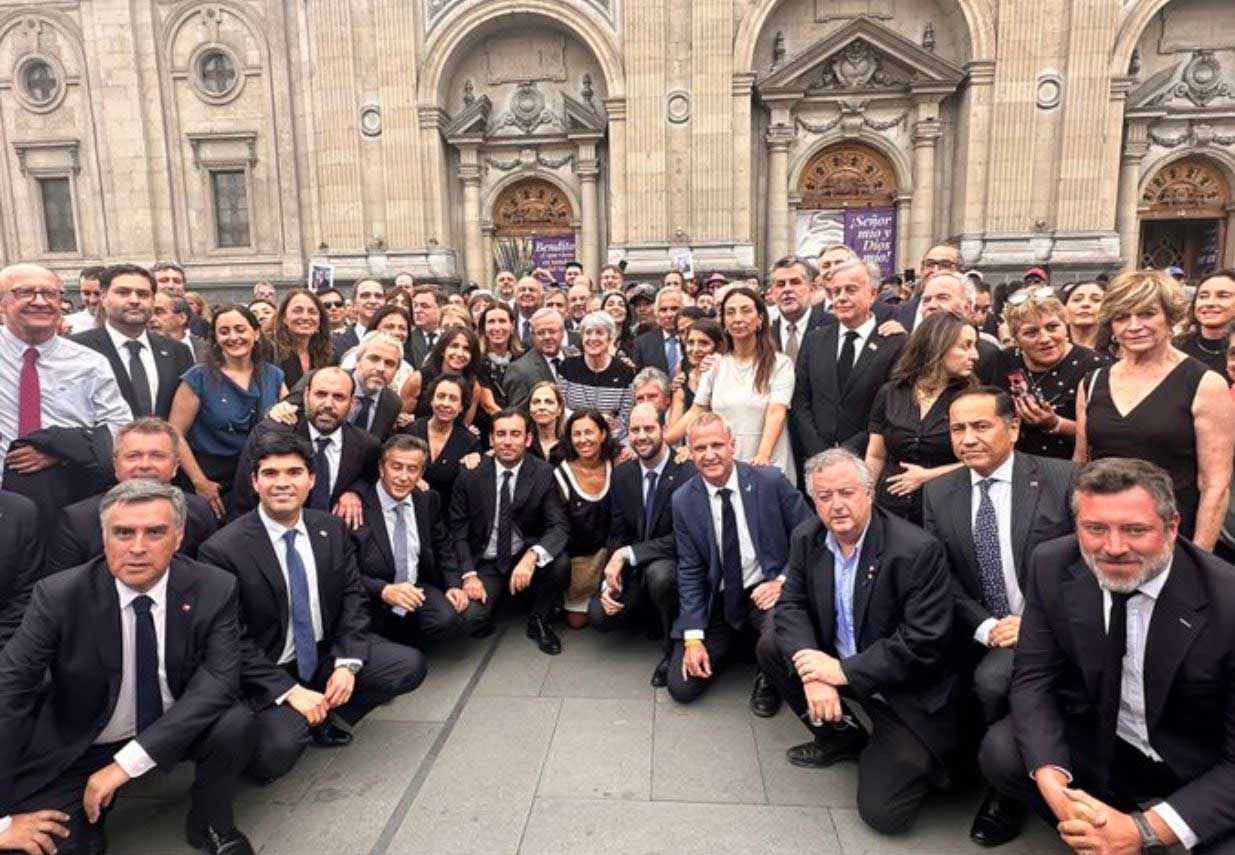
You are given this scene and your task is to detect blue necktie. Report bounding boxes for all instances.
[309,436,332,510]
[643,470,659,538]
[352,395,373,430]
[664,336,679,377]
[132,595,162,732]
[975,479,1011,617]
[496,470,514,575]
[282,530,319,682]
[718,488,747,628]
[392,502,411,617]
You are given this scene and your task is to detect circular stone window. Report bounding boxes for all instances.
[196,49,238,97]
[18,58,59,106]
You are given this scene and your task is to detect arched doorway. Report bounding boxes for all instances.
[490,178,578,280]
[794,143,900,277]
[1139,157,1231,278]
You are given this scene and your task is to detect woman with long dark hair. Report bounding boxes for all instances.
[271,288,333,388]
[668,318,722,425]
[404,373,481,509]
[1177,269,1235,376]
[526,380,567,465]
[400,325,483,424]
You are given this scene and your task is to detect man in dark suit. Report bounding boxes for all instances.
[232,367,380,523]
[354,435,465,645]
[886,243,963,333]
[758,447,961,834]
[768,257,830,359]
[46,418,219,575]
[71,264,194,420]
[922,387,1077,845]
[329,278,386,358]
[791,258,906,461]
[882,267,1000,384]
[0,492,41,650]
[590,403,696,686]
[504,308,573,411]
[282,338,403,443]
[198,432,425,783]
[670,413,813,712]
[406,286,444,369]
[631,287,683,376]
[447,409,570,655]
[0,480,256,855]
[980,458,1235,855]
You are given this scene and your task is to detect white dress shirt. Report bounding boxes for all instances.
[835,314,877,365]
[378,482,420,587]
[260,507,325,664]
[468,459,551,576]
[308,425,342,495]
[971,454,1024,646]
[64,307,98,335]
[622,448,670,566]
[684,468,762,641]
[0,327,133,480]
[96,574,175,779]
[105,323,159,409]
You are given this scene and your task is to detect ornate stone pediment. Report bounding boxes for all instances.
[1128,50,1235,115]
[758,16,964,99]
[442,95,491,141]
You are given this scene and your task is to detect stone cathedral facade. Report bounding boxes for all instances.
[1,0,1234,292]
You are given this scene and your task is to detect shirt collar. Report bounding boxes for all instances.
[496,459,523,482]
[640,447,670,478]
[308,424,339,447]
[970,452,1016,487]
[843,314,877,339]
[106,322,152,353]
[115,570,170,612]
[1,325,57,355]
[825,521,871,564]
[1134,560,1172,601]
[705,466,740,501]
[258,505,308,544]
[377,481,412,512]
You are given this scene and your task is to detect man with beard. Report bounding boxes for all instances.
[980,458,1235,855]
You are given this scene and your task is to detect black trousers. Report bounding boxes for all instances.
[972,646,1014,725]
[666,590,774,704]
[587,558,677,653]
[459,555,570,635]
[248,638,427,781]
[757,634,938,835]
[375,584,466,646]
[2,704,255,854]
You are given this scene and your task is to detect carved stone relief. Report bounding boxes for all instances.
[492,178,574,235]
[1146,51,1234,110]
[809,41,908,91]
[1140,157,1230,216]
[797,145,897,209]
[1148,121,1235,149]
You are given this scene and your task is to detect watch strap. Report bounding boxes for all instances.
[1130,811,1166,854]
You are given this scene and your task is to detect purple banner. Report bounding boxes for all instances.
[843,207,897,278]
[530,235,577,284]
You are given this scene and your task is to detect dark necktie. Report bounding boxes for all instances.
[132,595,162,733]
[643,470,659,537]
[425,332,437,351]
[18,347,41,437]
[521,320,534,349]
[974,479,1011,617]
[836,330,859,391]
[353,395,373,430]
[282,530,319,682]
[309,436,332,510]
[496,470,514,575]
[783,322,800,361]
[549,356,562,379]
[718,488,747,628]
[1097,591,1134,790]
[124,340,153,417]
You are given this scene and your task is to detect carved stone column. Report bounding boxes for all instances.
[765,106,795,263]
[604,97,627,250]
[1226,205,1235,267]
[573,135,603,281]
[1116,126,1149,272]
[458,144,485,287]
[482,224,496,287]
[894,193,913,273]
[908,98,943,266]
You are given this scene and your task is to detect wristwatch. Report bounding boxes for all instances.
[340,661,362,675]
[1130,811,1167,855]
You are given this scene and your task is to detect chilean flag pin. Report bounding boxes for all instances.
[181,603,192,612]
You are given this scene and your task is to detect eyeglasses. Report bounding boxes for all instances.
[8,287,63,303]
[921,258,959,271]
[1005,286,1058,307]
[320,300,343,309]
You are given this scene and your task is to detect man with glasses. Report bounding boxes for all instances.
[886,243,964,333]
[0,264,132,523]
[317,288,347,333]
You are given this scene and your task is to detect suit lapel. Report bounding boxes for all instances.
[851,512,885,644]
[1064,567,1106,699]
[1009,454,1041,579]
[479,458,498,541]
[842,330,883,400]
[649,458,681,534]
[512,459,535,514]
[335,428,361,498]
[150,335,178,413]
[308,521,335,623]
[947,475,979,585]
[1144,548,1207,731]
[737,465,761,566]
[98,332,139,412]
[412,490,433,569]
[247,516,290,631]
[365,487,396,574]
[811,525,837,644]
[92,561,124,705]
[818,325,841,400]
[163,562,195,696]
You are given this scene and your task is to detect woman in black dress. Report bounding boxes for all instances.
[1176,269,1235,376]
[405,373,481,510]
[271,289,333,389]
[865,312,978,524]
[475,303,522,439]
[995,289,1109,459]
[401,326,483,424]
[553,409,619,629]
[1076,270,1235,547]
[526,380,566,466]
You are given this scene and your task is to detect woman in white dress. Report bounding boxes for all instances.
[666,286,796,484]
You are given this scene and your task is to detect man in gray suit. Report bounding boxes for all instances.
[504,308,574,410]
[922,386,1077,847]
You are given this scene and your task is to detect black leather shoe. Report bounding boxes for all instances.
[310,720,353,748]
[187,826,256,855]
[749,672,782,717]
[969,789,1025,847]
[527,615,562,655]
[650,653,670,688]
[786,728,865,768]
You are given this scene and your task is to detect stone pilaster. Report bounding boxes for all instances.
[909,99,943,265]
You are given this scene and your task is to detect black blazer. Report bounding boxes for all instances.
[353,481,456,606]
[230,417,381,518]
[284,372,402,443]
[504,350,557,411]
[71,327,195,419]
[631,328,675,374]
[406,328,435,369]
[0,557,241,810]
[607,455,696,567]
[197,509,370,707]
[0,493,43,649]
[775,506,962,761]
[790,323,906,458]
[45,491,218,576]
[922,452,1076,637]
[330,325,361,362]
[447,455,570,586]
[1011,536,1235,843]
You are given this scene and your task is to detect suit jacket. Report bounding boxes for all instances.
[790,323,906,458]
[3,426,118,529]
[353,481,456,608]
[406,328,435,369]
[775,506,962,760]
[770,304,832,351]
[197,509,370,707]
[504,349,558,411]
[330,325,361,362]
[0,493,42,649]
[230,417,381,518]
[1011,536,1235,843]
[447,455,570,586]
[71,327,195,419]
[922,452,1076,637]
[671,462,813,637]
[607,455,697,567]
[631,327,677,374]
[0,557,241,810]
[45,490,218,576]
[284,373,402,443]
[893,297,920,331]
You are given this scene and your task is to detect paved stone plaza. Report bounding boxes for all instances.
[109,622,1068,855]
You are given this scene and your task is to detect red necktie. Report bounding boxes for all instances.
[18,347,42,437]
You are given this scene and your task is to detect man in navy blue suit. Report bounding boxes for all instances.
[669,413,812,714]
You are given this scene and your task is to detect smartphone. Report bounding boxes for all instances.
[1006,369,1030,398]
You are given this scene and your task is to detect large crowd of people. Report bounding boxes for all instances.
[1,251,1235,855]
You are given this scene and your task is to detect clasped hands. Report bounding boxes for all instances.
[1036,768,1167,855]
[792,649,847,724]
[444,551,539,613]
[286,666,356,727]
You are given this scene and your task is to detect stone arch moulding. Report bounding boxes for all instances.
[732,0,997,73]
[0,9,88,74]
[418,0,625,106]
[788,130,914,199]
[484,169,582,232]
[1137,149,1235,216]
[159,0,271,69]
[1112,0,1172,78]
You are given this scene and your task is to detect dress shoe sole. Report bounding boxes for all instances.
[749,699,782,718]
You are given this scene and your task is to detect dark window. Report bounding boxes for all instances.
[211,170,251,248]
[198,50,237,96]
[39,177,77,253]
[21,60,58,105]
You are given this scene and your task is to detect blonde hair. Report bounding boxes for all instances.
[1003,295,1067,336]
[1099,270,1187,329]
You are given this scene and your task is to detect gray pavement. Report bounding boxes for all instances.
[112,623,1068,854]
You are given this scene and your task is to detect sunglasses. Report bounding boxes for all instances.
[1005,286,1057,307]
[320,300,343,309]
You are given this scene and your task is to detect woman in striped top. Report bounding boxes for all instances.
[557,311,635,442]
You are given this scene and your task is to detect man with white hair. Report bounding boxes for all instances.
[631,287,683,376]
[504,307,573,410]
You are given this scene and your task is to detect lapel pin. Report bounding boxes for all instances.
[868,343,878,352]
[181,603,192,612]
[319,530,328,537]
[159,350,169,357]
[1180,618,1192,628]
